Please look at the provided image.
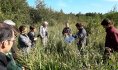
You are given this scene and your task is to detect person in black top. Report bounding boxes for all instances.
[28,25,37,47]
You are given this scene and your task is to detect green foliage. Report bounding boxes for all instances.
[1,0,118,70]
[105,12,118,26]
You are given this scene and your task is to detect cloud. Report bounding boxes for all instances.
[105,0,118,2]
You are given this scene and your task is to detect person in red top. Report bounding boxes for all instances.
[101,18,118,55]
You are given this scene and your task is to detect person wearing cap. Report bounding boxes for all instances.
[38,21,48,47]
[3,20,19,56]
[101,18,118,56]
[74,22,87,50]
[3,20,24,70]
[0,22,15,70]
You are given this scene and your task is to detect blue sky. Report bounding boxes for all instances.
[27,0,118,14]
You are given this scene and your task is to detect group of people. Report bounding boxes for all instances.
[0,18,118,69]
[0,20,49,70]
[18,21,48,54]
[62,19,118,61]
[62,22,87,50]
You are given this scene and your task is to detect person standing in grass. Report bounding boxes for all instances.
[74,23,87,50]
[18,25,31,54]
[101,18,118,56]
[38,21,48,47]
[28,25,37,47]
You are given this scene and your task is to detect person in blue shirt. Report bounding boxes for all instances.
[62,22,71,36]
[62,22,75,44]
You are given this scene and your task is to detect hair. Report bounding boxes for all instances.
[19,25,26,33]
[101,18,113,26]
[0,23,13,42]
[75,22,83,27]
[30,25,35,30]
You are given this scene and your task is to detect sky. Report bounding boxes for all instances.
[27,0,118,14]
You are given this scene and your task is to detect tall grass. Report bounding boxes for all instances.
[17,21,118,70]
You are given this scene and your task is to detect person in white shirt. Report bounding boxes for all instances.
[39,21,48,47]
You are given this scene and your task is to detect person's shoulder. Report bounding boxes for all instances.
[82,27,86,31]
[19,34,23,37]
[40,25,43,28]
[19,34,26,38]
[0,53,10,70]
[111,27,118,33]
[28,32,32,35]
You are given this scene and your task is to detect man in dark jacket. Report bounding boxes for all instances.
[101,18,118,55]
[0,23,15,70]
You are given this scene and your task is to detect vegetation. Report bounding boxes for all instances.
[1,0,118,70]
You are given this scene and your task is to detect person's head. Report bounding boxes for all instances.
[30,25,35,32]
[101,18,113,29]
[19,25,27,34]
[75,22,83,30]
[3,20,19,36]
[0,23,15,54]
[43,21,48,27]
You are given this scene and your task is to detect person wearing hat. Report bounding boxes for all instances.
[3,20,24,70]
[38,21,48,47]
[3,20,19,58]
[0,22,16,70]
[74,22,87,50]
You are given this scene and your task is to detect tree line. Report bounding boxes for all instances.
[0,0,118,26]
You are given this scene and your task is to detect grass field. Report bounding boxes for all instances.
[17,21,118,70]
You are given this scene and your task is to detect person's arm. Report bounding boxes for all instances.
[39,26,44,38]
[105,34,110,48]
[113,32,118,44]
[28,32,35,42]
[105,33,113,54]
[20,35,31,47]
